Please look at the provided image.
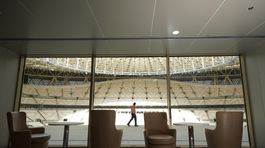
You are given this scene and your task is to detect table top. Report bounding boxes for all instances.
[47,121,84,126]
[173,122,209,126]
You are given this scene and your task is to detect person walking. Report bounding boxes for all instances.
[127,102,138,127]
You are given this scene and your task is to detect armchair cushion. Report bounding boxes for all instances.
[148,135,175,145]
[31,134,51,143]
[30,127,45,134]
[145,129,169,135]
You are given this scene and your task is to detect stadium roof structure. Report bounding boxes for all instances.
[25,56,239,75]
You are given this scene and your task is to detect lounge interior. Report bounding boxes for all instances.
[1,0,265,148]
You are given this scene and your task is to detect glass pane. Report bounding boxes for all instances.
[20,58,91,146]
[94,57,168,145]
[170,56,249,147]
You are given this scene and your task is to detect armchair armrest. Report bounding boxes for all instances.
[29,127,45,134]
[115,129,123,141]
[205,128,215,147]
[167,128,176,138]
[113,129,123,148]
[205,128,214,138]
[10,130,31,147]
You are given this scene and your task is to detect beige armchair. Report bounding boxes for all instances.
[7,112,50,148]
[90,110,123,148]
[144,112,176,148]
[205,111,243,148]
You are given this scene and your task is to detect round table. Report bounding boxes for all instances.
[48,121,84,148]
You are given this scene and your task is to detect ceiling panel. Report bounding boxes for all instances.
[236,39,265,53]
[2,38,265,56]
[89,0,154,37]
[0,40,94,55]
[168,40,193,53]
[187,39,240,55]
[248,22,265,36]
[148,39,193,55]
[9,0,102,37]
[0,0,31,37]
[201,0,265,36]
[0,0,265,56]
[152,0,223,37]
[107,40,148,50]
[93,40,170,56]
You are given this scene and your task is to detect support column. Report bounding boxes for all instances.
[88,55,96,148]
[166,56,172,125]
[14,56,25,111]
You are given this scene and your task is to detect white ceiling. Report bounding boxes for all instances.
[0,0,265,56]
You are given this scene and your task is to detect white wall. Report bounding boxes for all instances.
[0,47,20,148]
[244,48,265,148]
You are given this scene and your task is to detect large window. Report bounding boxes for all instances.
[19,56,250,147]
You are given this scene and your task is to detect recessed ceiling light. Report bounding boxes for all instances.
[172,30,180,35]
